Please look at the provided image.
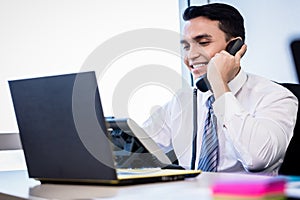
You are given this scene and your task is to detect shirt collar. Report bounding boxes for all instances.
[228,68,247,95]
[200,69,247,105]
[201,89,213,106]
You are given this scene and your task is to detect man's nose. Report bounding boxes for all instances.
[188,44,202,61]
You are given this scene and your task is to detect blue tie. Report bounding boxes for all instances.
[197,95,219,172]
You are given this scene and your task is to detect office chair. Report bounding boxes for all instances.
[0,133,22,150]
[0,133,24,171]
[291,40,300,83]
[278,83,300,175]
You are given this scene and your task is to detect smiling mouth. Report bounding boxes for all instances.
[192,63,208,69]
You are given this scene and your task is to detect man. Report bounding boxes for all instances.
[143,3,298,174]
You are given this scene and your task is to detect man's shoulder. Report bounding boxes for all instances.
[245,72,296,97]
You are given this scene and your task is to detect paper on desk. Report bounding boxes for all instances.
[284,176,300,198]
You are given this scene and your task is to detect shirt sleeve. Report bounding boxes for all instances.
[142,104,173,153]
[213,91,298,172]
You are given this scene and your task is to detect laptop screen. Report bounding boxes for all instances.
[9,71,118,181]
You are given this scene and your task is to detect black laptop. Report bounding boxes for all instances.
[8,71,200,185]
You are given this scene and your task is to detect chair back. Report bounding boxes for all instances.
[278,83,300,175]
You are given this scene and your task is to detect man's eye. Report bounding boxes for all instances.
[182,45,190,50]
[199,41,210,46]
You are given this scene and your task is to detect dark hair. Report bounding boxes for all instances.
[183,3,245,42]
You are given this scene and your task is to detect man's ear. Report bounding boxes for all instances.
[225,37,245,57]
[226,36,243,45]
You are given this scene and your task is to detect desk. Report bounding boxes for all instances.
[0,170,288,200]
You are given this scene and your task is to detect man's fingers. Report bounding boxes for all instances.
[236,44,247,59]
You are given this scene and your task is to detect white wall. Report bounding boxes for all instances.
[0,0,182,132]
[1,0,300,133]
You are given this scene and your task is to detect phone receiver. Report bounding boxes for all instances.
[195,39,244,92]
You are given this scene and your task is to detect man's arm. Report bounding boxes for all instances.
[213,90,298,172]
[142,103,173,153]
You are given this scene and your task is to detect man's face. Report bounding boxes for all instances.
[181,16,228,80]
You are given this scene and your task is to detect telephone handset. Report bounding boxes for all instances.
[195,39,244,92]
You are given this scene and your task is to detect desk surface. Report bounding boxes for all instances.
[0,170,284,200]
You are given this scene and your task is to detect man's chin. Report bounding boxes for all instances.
[192,73,206,81]
[192,68,206,77]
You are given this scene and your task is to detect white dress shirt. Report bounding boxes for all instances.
[142,69,298,175]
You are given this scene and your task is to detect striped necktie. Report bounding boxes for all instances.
[197,95,219,172]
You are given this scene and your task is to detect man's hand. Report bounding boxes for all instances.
[207,44,247,98]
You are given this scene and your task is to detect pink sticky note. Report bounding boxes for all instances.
[212,177,286,197]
